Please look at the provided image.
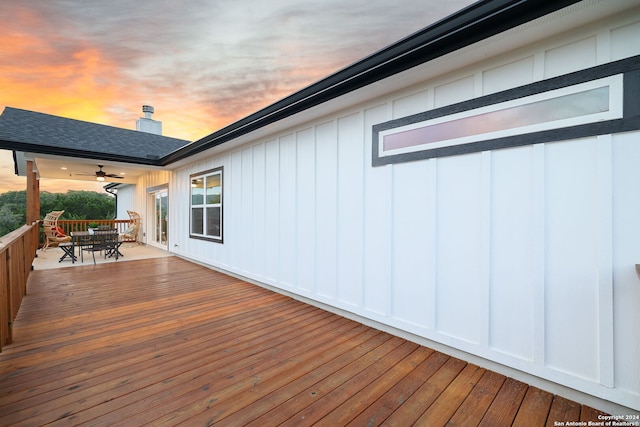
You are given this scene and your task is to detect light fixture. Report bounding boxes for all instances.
[96,176,105,182]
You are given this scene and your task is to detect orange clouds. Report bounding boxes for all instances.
[1,5,204,136]
[1,0,478,195]
[1,15,121,126]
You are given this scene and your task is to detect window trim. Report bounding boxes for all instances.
[379,76,622,157]
[372,55,640,166]
[189,166,223,244]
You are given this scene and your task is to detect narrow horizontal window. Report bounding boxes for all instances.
[379,75,622,158]
[373,71,629,166]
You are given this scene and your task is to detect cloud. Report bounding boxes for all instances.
[2,0,475,131]
[0,0,476,192]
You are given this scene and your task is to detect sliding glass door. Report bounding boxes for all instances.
[152,189,168,249]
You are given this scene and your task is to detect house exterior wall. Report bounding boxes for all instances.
[118,170,172,244]
[158,5,640,411]
[114,185,135,220]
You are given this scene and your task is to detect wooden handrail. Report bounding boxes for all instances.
[57,219,131,233]
[0,223,39,353]
[1,218,140,352]
[53,220,138,244]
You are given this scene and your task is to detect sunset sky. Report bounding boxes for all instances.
[0,0,475,193]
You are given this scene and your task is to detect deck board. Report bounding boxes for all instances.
[478,376,529,426]
[0,257,608,426]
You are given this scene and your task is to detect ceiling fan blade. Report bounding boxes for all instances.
[72,165,123,179]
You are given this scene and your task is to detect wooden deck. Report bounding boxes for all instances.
[0,257,606,426]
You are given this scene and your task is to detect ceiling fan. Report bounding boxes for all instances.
[77,165,124,182]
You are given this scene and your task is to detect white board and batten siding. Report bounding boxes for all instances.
[116,170,173,244]
[164,8,640,412]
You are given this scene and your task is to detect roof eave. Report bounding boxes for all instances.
[159,0,581,165]
[1,139,164,167]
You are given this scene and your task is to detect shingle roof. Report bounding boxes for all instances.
[0,107,190,165]
[0,1,581,167]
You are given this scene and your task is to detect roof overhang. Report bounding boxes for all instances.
[0,106,189,182]
[3,0,639,175]
[160,0,586,165]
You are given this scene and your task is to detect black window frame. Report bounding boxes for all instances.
[189,166,223,244]
[372,54,640,166]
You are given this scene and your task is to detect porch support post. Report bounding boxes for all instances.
[26,160,40,225]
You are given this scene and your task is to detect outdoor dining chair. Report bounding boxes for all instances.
[81,229,120,264]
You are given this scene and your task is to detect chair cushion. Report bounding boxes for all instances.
[54,226,66,237]
[124,225,138,236]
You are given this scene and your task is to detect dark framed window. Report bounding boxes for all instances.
[190,167,223,243]
[372,55,640,166]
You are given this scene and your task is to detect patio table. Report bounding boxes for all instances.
[70,230,123,263]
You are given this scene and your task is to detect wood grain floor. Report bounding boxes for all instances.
[0,257,606,426]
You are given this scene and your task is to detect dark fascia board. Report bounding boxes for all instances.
[2,140,163,166]
[160,0,581,166]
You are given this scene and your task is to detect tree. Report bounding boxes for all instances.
[0,204,23,236]
[0,190,115,236]
[0,191,27,236]
[40,190,115,220]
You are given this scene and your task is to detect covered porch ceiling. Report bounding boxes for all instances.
[16,152,165,185]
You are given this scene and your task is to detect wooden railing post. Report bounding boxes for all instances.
[26,160,40,225]
[0,249,10,350]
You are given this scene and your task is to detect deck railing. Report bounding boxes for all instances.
[1,219,137,352]
[57,219,135,236]
[0,223,39,353]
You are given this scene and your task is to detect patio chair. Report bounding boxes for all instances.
[81,229,119,264]
[41,210,71,251]
[122,210,141,244]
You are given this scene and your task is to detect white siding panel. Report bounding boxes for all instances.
[391,160,432,327]
[436,153,485,344]
[115,186,135,219]
[544,37,597,78]
[315,121,338,299]
[363,105,393,316]
[336,113,364,307]
[596,135,614,388]
[296,128,316,292]
[264,139,280,282]
[544,138,599,380]
[489,146,535,360]
[483,56,535,95]
[611,133,640,396]
[241,148,254,274]
[279,134,297,287]
[392,90,430,119]
[611,20,640,61]
[252,144,266,278]
[434,75,474,108]
[230,151,243,270]
[168,173,184,252]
